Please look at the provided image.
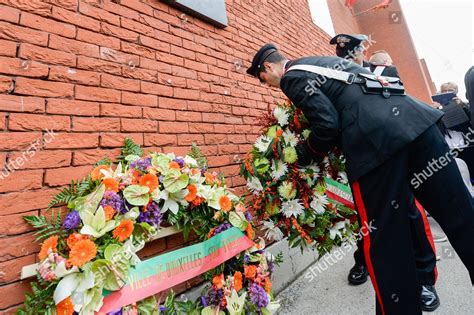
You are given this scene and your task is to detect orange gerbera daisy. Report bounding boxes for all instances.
[38,235,59,261]
[103,178,119,192]
[68,239,97,267]
[90,165,110,181]
[169,161,181,170]
[219,195,232,212]
[185,184,197,202]
[245,223,255,239]
[103,205,116,220]
[212,273,224,289]
[204,172,215,185]
[113,219,134,242]
[264,278,272,293]
[66,233,89,249]
[56,296,74,315]
[234,271,243,292]
[139,173,159,192]
[244,265,257,280]
[131,169,141,185]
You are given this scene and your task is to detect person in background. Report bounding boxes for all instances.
[329,37,440,311]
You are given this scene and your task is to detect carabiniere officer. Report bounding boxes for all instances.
[246,43,474,315]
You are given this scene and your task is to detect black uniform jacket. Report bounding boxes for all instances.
[280,56,443,182]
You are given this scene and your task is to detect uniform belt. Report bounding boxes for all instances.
[286,64,366,85]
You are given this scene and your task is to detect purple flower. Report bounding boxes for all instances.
[206,287,224,306]
[100,191,126,214]
[248,282,269,309]
[137,202,163,228]
[200,296,208,308]
[244,211,253,222]
[107,309,122,315]
[63,211,81,230]
[174,158,185,168]
[130,157,151,172]
[209,223,232,238]
[244,254,250,264]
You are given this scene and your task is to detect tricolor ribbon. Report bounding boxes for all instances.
[324,177,355,210]
[97,227,253,313]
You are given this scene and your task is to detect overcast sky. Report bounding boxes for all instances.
[308,0,473,101]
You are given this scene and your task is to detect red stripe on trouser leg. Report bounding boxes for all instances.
[352,181,386,315]
[414,199,438,282]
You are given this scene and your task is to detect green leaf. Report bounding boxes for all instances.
[228,211,248,231]
[123,185,150,206]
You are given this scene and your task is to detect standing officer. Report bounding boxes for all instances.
[246,43,474,315]
[329,35,440,312]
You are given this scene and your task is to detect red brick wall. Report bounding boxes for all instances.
[0,0,334,311]
[327,0,361,35]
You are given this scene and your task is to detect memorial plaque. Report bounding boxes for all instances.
[162,0,228,28]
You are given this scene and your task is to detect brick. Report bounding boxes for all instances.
[170,44,195,60]
[120,41,155,59]
[79,1,120,26]
[121,0,154,17]
[139,35,170,53]
[159,121,188,133]
[102,1,140,20]
[0,112,5,130]
[100,133,143,147]
[187,100,212,112]
[186,79,210,92]
[214,124,235,134]
[44,133,99,149]
[171,65,197,79]
[169,26,194,41]
[122,91,157,107]
[75,85,121,103]
[177,134,204,146]
[9,113,70,131]
[49,34,100,58]
[20,12,76,38]
[184,59,208,73]
[15,77,74,98]
[156,51,183,66]
[202,113,226,123]
[158,73,186,88]
[44,165,92,186]
[0,95,45,113]
[175,111,202,122]
[49,66,100,85]
[101,103,142,118]
[205,134,228,145]
[0,254,35,284]
[0,4,19,23]
[207,155,231,168]
[121,16,154,36]
[19,43,76,67]
[0,75,13,93]
[158,97,187,110]
[0,169,43,193]
[101,73,140,92]
[73,148,121,166]
[0,132,43,151]
[0,0,52,16]
[73,117,120,132]
[52,6,100,32]
[138,13,168,32]
[0,232,38,265]
[0,188,60,215]
[173,88,200,100]
[140,81,173,96]
[100,47,139,66]
[0,278,34,309]
[0,39,16,57]
[218,144,240,155]
[77,28,120,50]
[154,29,182,46]
[123,67,158,83]
[101,22,139,42]
[44,0,78,10]
[0,21,48,46]
[121,118,157,132]
[143,107,175,121]
[7,150,71,170]
[140,56,172,73]
[144,134,177,146]
[77,56,122,75]
[47,99,100,116]
[189,122,214,133]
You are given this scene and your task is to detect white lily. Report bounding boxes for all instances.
[208,187,227,210]
[80,206,117,238]
[155,189,188,214]
[54,260,79,279]
[262,221,284,242]
[329,220,349,240]
[225,290,247,315]
[310,193,329,215]
[54,270,95,308]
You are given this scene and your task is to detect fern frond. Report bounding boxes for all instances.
[189,143,207,169]
[117,138,144,162]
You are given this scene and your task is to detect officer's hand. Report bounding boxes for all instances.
[453,96,463,105]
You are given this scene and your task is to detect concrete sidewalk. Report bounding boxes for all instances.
[276,217,474,314]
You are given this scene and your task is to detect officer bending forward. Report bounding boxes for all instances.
[246,43,474,315]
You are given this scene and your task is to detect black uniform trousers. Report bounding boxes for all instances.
[353,199,438,286]
[351,125,474,315]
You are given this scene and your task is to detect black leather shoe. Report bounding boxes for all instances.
[420,285,440,312]
[348,264,368,285]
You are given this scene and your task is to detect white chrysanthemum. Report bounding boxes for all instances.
[281,199,304,218]
[247,176,263,194]
[273,106,289,126]
[329,219,349,240]
[310,193,329,215]
[270,160,288,180]
[282,130,298,147]
[337,171,348,184]
[262,220,284,241]
[254,135,272,153]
